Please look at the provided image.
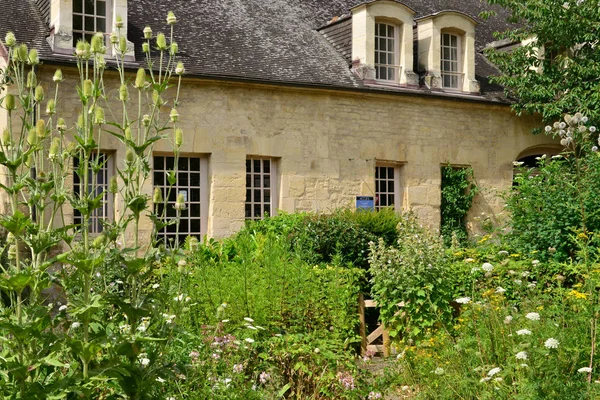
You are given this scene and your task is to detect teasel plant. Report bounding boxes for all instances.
[0,10,186,398]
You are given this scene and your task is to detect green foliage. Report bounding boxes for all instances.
[440,165,478,246]
[484,0,600,124]
[369,213,454,342]
[393,248,600,399]
[504,116,600,261]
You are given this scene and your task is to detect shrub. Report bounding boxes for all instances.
[440,165,479,246]
[369,213,454,341]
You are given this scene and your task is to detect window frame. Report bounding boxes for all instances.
[72,0,111,44]
[374,21,401,83]
[73,151,114,234]
[375,163,402,211]
[152,154,209,244]
[245,157,278,220]
[440,32,463,90]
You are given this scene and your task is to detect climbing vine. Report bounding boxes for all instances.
[440,165,479,245]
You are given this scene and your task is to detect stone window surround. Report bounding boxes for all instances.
[351,0,418,87]
[48,0,134,60]
[417,11,479,93]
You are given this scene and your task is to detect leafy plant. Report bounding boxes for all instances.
[440,165,478,246]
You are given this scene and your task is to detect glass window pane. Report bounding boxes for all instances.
[254,204,262,218]
[97,18,106,32]
[451,48,457,61]
[451,35,457,47]
[246,174,251,187]
[380,181,387,192]
[379,38,386,52]
[387,53,393,65]
[246,189,251,202]
[388,25,394,37]
[165,157,174,170]
[73,15,83,30]
[264,204,271,216]
[178,157,188,170]
[254,159,261,172]
[264,175,270,188]
[388,167,394,179]
[190,173,200,186]
[154,156,164,170]
[254,189,261,202]
[190,204,200,217]
[97,1,106,16]
[380,167,387,179]
[263,160,270,173]
[190,189,200,202]
[84,0,94,13]
[74,0,83,13]
[254,175,261,187]
[264,189,270,203]
[246,159,251,172]
[190,157,200,171]
[191,219,200,234]
[85,16,95,31]
[178,172,188,186]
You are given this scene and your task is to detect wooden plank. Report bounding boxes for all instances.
[367,344,384,353]
[364,300,378,308]
[358,293,367,355]
[382,324,391,357]
[367,324,384,344]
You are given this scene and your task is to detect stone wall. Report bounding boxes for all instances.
[4,64,557,241]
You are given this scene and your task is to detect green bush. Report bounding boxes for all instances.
[369,213,454,341]
[505,153,600,261]
[440,165,479,246]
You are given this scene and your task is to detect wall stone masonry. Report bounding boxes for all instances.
[2,64,558,242]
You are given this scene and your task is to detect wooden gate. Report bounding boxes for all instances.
[358,293,391,357]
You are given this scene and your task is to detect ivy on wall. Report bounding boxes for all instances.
[440,165,479,245]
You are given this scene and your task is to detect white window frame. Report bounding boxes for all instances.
[441,32,463,90]
[375,164,401,211]
[72,0,111,44]
[245,157,278,220]
[153,154,209,244]
[374,22,400,82]
[73,152,114,234]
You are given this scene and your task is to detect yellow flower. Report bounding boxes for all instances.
[568,290,588,300]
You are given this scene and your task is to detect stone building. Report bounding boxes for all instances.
[0,0,558,241]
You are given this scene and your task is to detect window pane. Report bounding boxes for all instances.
[263,160,270,173]
[254,189,261,202]
[451,35,457,47]
[74,0,83,13]
[264,204,271,216]
[190,173,200,186]
[388,167,394,179]
[73,15,83,30]
[178,157,188,170]
[85,0,94,14]
[246,159,251,172]
[85,16,95,31]
[191,219,200,234]
[254,204,262,218]
[97,1,106,16]
[254,159,261,172]
[165,157,174,170]
[97,18,106,32]
[388,25,394,37]
[190,204,200,217]
[264,189,270,203]
[245,204,252,218]
[190,157,200,171]
[387,53,393,65]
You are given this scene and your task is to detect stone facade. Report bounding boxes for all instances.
[16,64,557,241]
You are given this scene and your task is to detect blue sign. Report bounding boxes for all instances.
[356,196,374,211]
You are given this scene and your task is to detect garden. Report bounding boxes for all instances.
[1,3,600,399]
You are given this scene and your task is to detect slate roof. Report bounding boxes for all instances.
[0,0,515,101]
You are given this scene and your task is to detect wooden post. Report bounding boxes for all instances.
[382,323,391,357]
[358,293,367,355]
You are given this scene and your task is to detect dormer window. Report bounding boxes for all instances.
[417,11,479,93]
[375,22,399,81]
[350,1,418,87]
[73,0,109,43]
[441,32,461,89]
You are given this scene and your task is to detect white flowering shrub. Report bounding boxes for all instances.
[369,213,454,341]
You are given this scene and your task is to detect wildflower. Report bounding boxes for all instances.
[487,367,501,377]
[211,353,220,360]
[531,260,540,266]
[4,31,16,47]
[482,262,494,272]
[71,322,81,329]
[516,351,528,360]
[156,377,166,383]
[517,329,532,336]
[522,271,530,277]
[528,282,537,289]
[495,287,506,294]
[174,193,186,211]
[259,371,270,384]
[498,250,509,256]
[140,358,150,366]
[465,258,475,263]
[59,305,67,312]
[578,367,592,373]
[176,62,185,75]
[245,338,255,344]
[167,11,177,25]
[244,317,255,323]
[504,316,513,324]
[455,297,471,304]
[512,161,524,167]
[526,312,540,321]
[233,364,244,373]
[434,367,445,375]
[471,266,480,274]
[480,377,491,383]
[544,338,560,349]
[152,283,160,289]
[520,363,528,368]
[368,392,383,399]
[173,294,184,302]
[337,371,356,390]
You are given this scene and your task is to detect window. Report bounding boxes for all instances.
[375,165,400,210]
[245,158,278,220]
[73,0,108,43]
[375,23,398,81]
[153,155,208,244]
[441,33,461,89]
[73,152,114,233]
